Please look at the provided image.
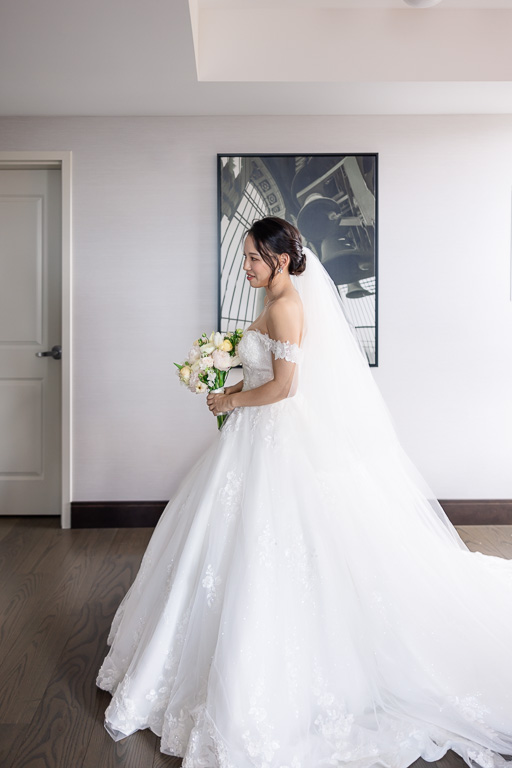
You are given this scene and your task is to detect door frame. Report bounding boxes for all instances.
[0,151,72,528]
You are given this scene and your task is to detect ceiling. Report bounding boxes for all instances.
[200,0,512,5]
[0,0,511,116]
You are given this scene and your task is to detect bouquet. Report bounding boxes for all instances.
[175,329,243,429]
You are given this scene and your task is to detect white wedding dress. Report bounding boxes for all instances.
[97,252,512,768]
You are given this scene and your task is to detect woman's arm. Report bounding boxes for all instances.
[224,379,244,396]
[228,354,295,408]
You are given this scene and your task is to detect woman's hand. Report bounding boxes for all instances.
[206,391,235,416]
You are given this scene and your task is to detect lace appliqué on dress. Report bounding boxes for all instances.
[254,331,304,365]
[440,693,498,742]
[202,564,222,608]
[242,677,281,766]
[218,469,244,525]
[284,533,318,594]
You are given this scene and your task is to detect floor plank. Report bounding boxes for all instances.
[107,526,154,558]
[0,724,28,767]
[456,524,512,559]
[0,529,118,725]
[8,541,144,767]
[0,571,45,645]
[0,517,58,584]
[0,516,18,544]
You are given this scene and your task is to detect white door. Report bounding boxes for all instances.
[0,169,62,515]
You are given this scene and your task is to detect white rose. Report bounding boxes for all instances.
[191,360,201,372]
[188,345,201,363]
[179,364,191,383]
[195,381,208,394]
[188,371,199,391]
[201,343,215,355]
[212,349,232,371]
[199,355,214,371]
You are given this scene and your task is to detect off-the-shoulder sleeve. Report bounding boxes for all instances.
[260,334,304,364]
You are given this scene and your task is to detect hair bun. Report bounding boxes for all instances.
[290,245,307,276]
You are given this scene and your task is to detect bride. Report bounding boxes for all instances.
[96,217,512,768]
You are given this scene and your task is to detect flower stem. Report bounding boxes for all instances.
[210,376,229,430]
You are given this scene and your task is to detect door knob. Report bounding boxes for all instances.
[35,345,62,360]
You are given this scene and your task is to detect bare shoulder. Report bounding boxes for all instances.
[267,293,303,322]
[267,291,303,343]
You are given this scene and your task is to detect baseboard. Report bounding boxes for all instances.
[71,501,167,528]
[438,500,512,526]
[70,499,512,528]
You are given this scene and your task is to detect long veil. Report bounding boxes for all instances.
[290,246,467,552]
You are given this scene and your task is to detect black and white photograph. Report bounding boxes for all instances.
[218,153,378,365]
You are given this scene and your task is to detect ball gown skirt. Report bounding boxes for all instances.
[96,329,512,768]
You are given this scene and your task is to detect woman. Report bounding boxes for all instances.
[97,217,512,768]
[207,219,304,417]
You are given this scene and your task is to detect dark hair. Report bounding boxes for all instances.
[244,216,306,287]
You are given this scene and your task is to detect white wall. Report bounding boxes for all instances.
[0,115,510,502]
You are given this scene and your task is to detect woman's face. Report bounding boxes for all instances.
[242,234,273,288]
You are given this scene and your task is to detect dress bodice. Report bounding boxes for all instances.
[237,329,304,392]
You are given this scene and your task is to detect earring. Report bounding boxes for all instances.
[278,264,283,273]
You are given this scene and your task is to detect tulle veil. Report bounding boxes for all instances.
[289,246,467,552]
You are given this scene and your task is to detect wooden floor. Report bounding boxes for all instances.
[1,516,511,768]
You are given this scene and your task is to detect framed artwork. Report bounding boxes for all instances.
[217,153,378,366]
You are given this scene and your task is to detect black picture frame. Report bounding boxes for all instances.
[217,153,378,366]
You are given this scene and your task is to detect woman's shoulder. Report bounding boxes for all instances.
[267,291,303,324]
[266,291,303,345]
